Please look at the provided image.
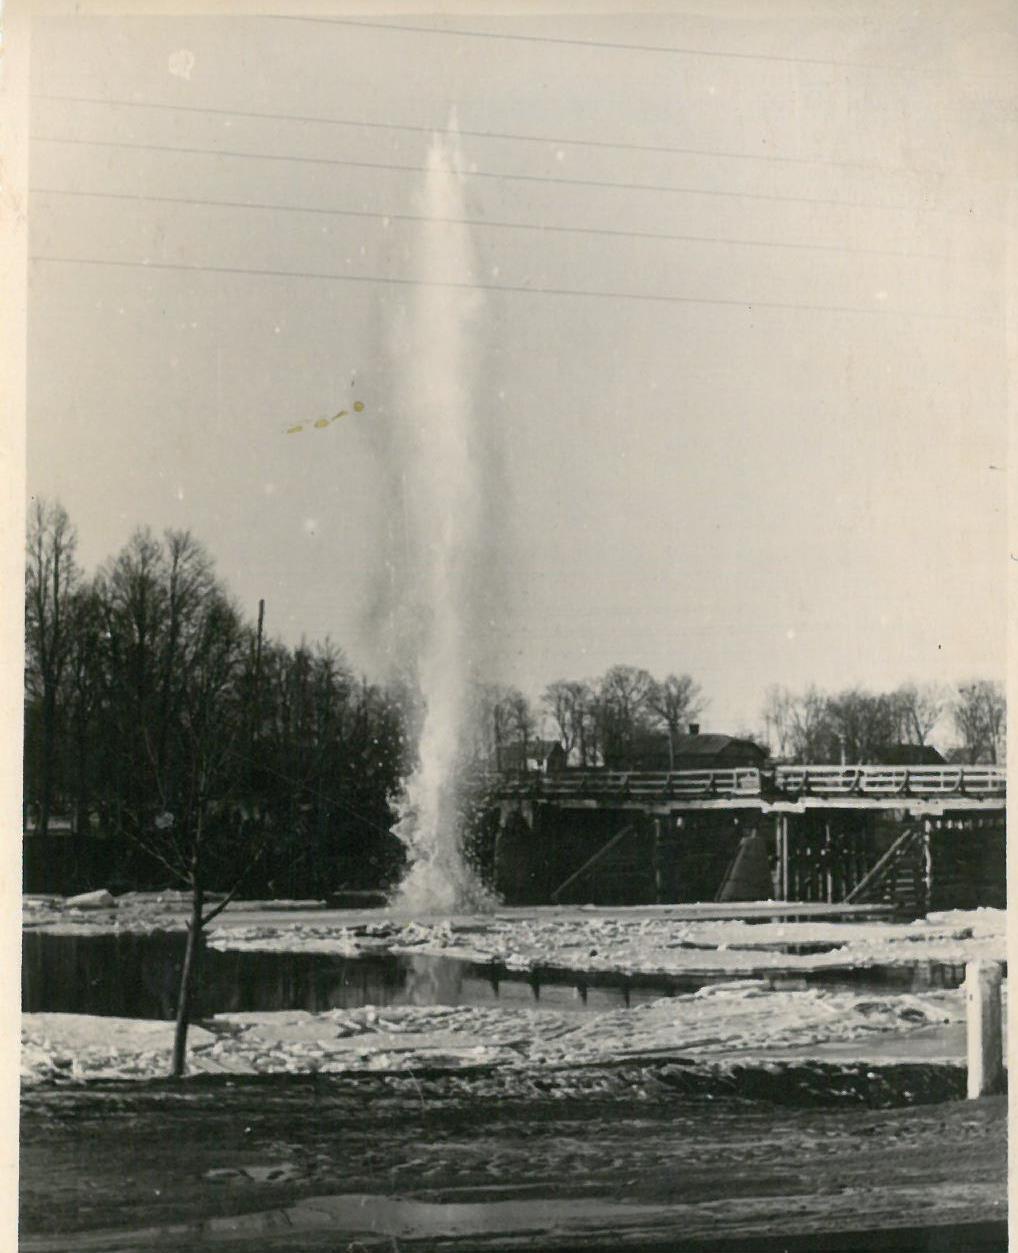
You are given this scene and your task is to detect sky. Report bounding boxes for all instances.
[24,4,1014,734]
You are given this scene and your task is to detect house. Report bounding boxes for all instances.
[669,733,767,770]
[881,743,946,767]
[498,739,568,773]
[611,726,768,772]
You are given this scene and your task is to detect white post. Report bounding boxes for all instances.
[965,959,1003,1099]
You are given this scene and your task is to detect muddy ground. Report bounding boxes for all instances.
[20,1065,1006,1251]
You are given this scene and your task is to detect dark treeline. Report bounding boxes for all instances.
[24,500,411,895]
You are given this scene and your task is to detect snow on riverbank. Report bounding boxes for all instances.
[22,981,979,1087]
[21,1015,215,1085]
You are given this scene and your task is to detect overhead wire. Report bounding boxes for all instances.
[29,63,973,323]
[267,15,1011,86]
[29,134,936,215]
[30,187,943,261]
[30,91,937,176]
[265,15,910,71]
[29,255,984,323]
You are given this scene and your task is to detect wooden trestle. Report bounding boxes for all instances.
[492,766,1006,912]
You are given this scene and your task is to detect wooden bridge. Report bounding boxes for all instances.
[490,765,1006,913]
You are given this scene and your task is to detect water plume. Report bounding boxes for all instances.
[386,115,498,913]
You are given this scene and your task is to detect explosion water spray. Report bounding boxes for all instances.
[388,117,496,913]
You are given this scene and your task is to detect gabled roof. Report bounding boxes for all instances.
[882,743,946,766]
[500,739,563,766]
[671,733,762,756]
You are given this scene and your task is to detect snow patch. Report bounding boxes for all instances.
[22,985,976,1088]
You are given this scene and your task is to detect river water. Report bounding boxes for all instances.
[21,931,719,1018]
[22,930,969,1021]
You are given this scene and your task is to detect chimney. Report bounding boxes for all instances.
[688,722,700,736]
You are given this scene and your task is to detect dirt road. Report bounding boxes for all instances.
[20,1066,1006,1251]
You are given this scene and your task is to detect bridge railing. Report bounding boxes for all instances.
[495,768,762,798]
[776,765,1005,797]
[493,764,1005,800]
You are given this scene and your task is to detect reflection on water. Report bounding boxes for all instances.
[21,931,969,1022]
[21,932,624,1020]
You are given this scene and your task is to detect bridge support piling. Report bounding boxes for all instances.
[775,815,789,901]
[653,816,667,904]
[493,802,536,905]
[824,820,833,903]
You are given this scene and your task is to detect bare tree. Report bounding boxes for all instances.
[63,580,104,834]
[540,680,587,759]
[826,688,898,763]
[468,682,531,770]
[488,684,516,771]
[91,530,268,1076]
[94,528,168,838]
[165,589,252,1076]
[578,687,603,766]
[771,682,947,764]
[646,673,704,771]
[786,686,836,763]
[542,680,577,756]
[156,532,218,790]
[596,665,654,768]
[542,679,598,765]
[953,679,1006,764]
[893,682,946,747]
[761,685,795,759]
[506,689,535,767]
[25,500,79,834]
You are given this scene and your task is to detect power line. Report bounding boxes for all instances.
[267,15,903,71]
[31,186,942,261]
[30,254,983,323]
[29,134,936,215]
[31,92,932,177]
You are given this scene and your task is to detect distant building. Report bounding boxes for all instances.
[612,728,767,772]
[881,743,946,766]
[670,733,767,770]
[498,740,568,773]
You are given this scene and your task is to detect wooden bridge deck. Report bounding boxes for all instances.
[494,764,1005,813]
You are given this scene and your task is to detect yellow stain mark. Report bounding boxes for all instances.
[283,400,366,435]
